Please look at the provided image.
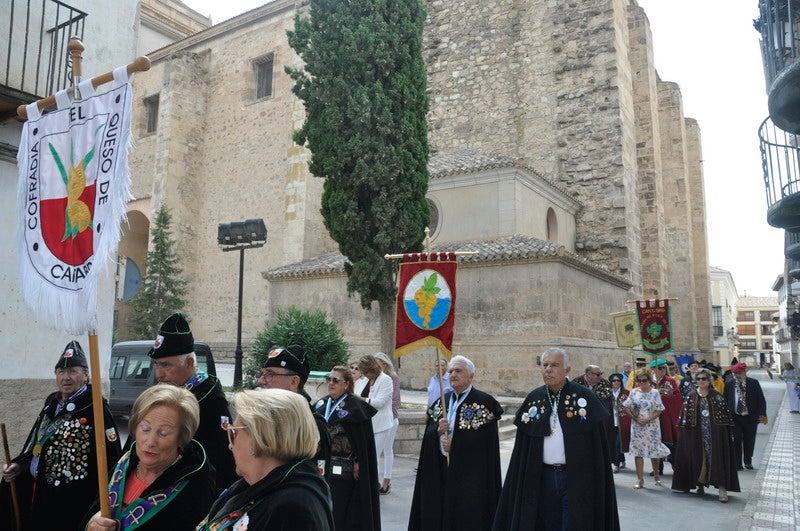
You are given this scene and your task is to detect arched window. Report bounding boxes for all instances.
[427,198,441,238]
[546,207,558,242]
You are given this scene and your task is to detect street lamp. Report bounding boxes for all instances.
[218,218,267,388]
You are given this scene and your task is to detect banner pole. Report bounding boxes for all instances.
[88,333,111,517]
[435,349,450,466]
[1,424,21,530]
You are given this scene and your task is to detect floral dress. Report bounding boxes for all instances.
[622,388,671,458]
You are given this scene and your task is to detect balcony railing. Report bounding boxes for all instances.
[759,116,800,228]
[756,0,800,90]
[2,0,87,101]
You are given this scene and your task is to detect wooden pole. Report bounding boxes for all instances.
[16,54,151,119]
[88,333,111,518]
[1,424,22,531]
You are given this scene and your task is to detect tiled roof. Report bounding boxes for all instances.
[428,149,517,178]
[427,148,578,202]
[264,235,629,288]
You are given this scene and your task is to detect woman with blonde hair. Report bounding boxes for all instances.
[622,368,671,489]
[198,389,333,530]
[374,351,400,493]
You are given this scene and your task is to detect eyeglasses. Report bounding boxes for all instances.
[220,416,248,445]
[326,376,343,384]
[610,379,621,383]
[695,376,708,381]
[591,372,603,377]
[636,378,650,383]
[258,369,295,381]
[349,365,359,370]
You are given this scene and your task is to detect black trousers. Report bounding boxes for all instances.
[732,414,758,467]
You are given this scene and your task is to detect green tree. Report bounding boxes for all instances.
[287,0,430,352]
[245,307,349,388]
[127,205,187,338]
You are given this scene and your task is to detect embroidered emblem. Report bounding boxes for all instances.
[458,402,495,430]
[105,427,118,442]
[233,513,249,531]
[427,402,443,422]
[521,413,530,423]
[337,409,349,419]
[153,335,164,349]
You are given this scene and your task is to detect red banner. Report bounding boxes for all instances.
[394,253,457,359]
[635,299,674,356]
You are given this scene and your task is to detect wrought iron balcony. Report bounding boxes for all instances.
[760,116,800,228]
[791,257,800,279]
[1,0,86,121]
[786,229,800,258]
[755,0,800,133]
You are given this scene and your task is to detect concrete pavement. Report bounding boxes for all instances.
[378,370,788,530]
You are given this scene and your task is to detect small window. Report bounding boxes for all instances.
[144,95,159,133]
[254,54,274,99]
[545,207,558,242]
[427,198,440,238]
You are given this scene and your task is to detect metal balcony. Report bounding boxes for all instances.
[1,0,86,121]
[791,257,800,279]
[755,0,800,133]
[787,229,800,258]
[760,117,800,228]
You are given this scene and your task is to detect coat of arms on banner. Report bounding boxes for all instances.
[18,74,132,333]
[395,253,458,359]
[635,299,674,356]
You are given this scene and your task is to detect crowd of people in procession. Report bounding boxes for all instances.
[0,312,777,530]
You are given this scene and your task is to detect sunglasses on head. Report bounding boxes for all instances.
[326,376,343,384]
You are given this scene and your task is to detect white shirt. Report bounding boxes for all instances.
[542,414,566,465]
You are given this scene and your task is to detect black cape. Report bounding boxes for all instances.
[199,459,333,530]
[82,439,216,530]
[188,374,237,494]
[409,387,503,531]
[314,393,381,531]
[0,385,122,531]
[492,380,620,531]
[671,389,740,492]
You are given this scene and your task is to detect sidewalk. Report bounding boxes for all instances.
[739,384,800,530]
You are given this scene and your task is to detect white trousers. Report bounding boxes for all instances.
[374,417,399,480]
[787,381,800,412]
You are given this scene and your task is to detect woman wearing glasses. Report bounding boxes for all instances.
[198,388,333,529]
[84,384,215,530]
[671,368,740,502]
[622,368,671,489]
[314,366,381,531]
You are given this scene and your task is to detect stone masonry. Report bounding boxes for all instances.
[119,0,714,395]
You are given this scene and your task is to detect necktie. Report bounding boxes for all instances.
[736,381,748,415]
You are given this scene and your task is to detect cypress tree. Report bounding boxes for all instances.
[127,205,187,339]
[287,0,430,348]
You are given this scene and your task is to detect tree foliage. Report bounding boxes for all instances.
[245,307,349,387]
[287,0,430,310]
[127,205,187,338]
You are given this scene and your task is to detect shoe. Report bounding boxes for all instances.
[696,486,705,496]
[614,466,620,473]
[620,463,626,469]
[654,475,662,487]
[633,479,644,489]
[719,488,728,503]
[744,464,754,470]
[649,471,654,476]
[379,480,391,495]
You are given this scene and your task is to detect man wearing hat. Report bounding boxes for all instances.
[0,341,122,530]
[724,363,767,470]
[149,313,236,493]
[256,345,331,474]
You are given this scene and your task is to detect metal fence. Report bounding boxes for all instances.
[759,116,800,209]
[3,0,87,99]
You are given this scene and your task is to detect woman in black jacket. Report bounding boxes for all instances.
[197,389,334,530]
[85,384,215,530]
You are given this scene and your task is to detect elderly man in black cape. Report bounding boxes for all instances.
[148,313,237,493]
[256,345,331,474]
[0,341,122,531]
[492,347,619,531]
[408,355,503,531]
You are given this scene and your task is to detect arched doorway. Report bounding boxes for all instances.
[113,209,150,341]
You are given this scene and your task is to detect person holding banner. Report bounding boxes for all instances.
[0,341,122,531]
[84,384,215,530]
[409,355,503,531]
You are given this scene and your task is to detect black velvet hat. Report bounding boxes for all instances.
[149,313,194,359]
[263,345,310,382]
[55,340,88,369]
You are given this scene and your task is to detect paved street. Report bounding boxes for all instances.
[379,370,786,530]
